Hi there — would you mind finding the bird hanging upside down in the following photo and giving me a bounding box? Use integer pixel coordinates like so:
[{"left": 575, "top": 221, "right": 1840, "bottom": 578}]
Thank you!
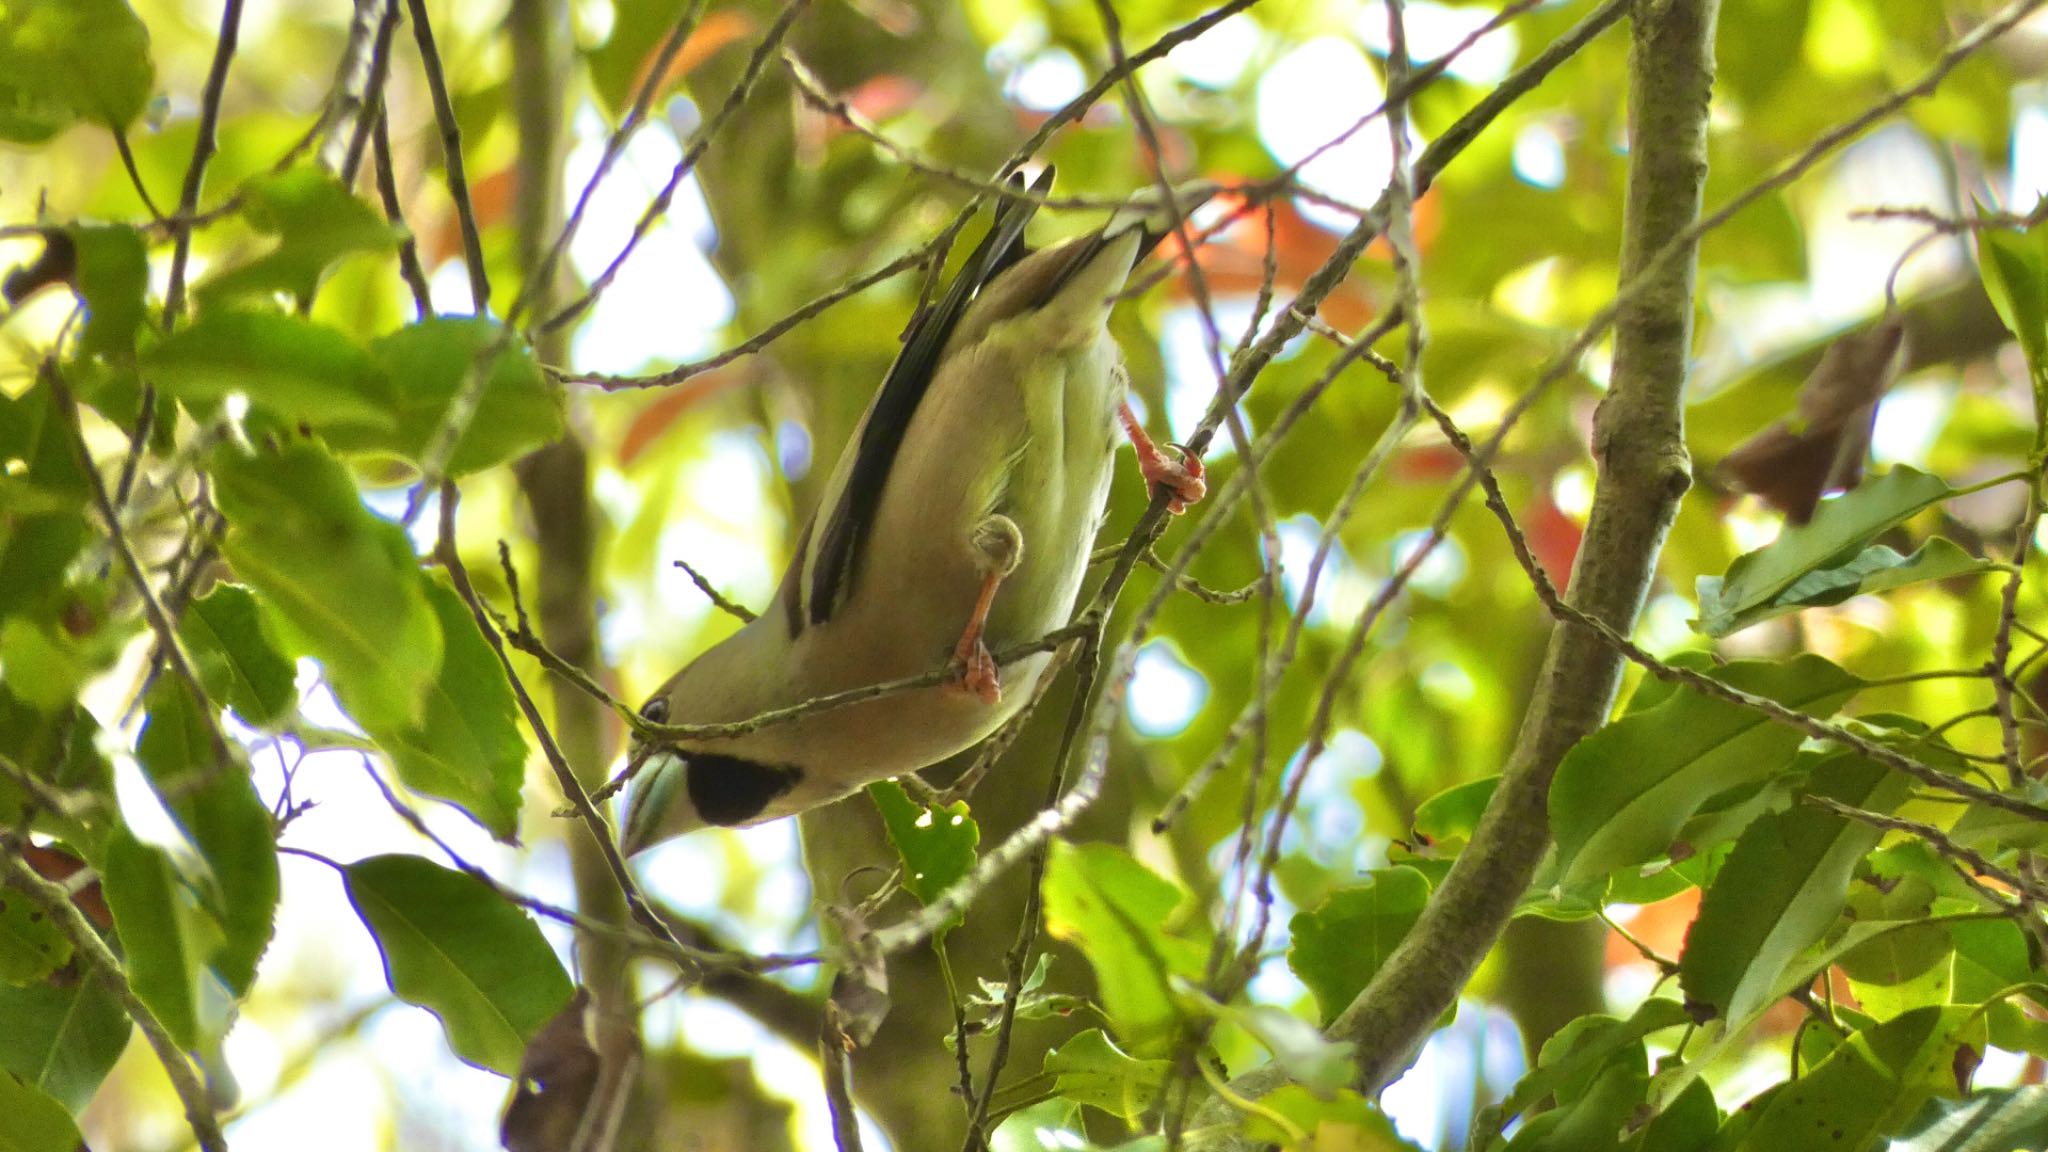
[{"left": 621, "top": 170, "right": 1208, "bottom": 853}]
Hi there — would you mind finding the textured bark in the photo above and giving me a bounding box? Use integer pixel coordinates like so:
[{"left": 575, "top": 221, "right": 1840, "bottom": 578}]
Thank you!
[{"left": 1193, "top": 0, "right": 1719, "bottom": 1138}]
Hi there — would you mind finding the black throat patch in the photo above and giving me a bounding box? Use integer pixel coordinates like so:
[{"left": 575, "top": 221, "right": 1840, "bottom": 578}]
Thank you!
[{"left": 684, "top": 753, "right": 803, "bottom": 827}]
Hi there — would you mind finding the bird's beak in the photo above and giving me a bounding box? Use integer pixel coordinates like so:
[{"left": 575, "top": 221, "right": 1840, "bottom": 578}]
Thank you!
[{"left": 619, "top": 744, "right": 678, "bottom": 858}]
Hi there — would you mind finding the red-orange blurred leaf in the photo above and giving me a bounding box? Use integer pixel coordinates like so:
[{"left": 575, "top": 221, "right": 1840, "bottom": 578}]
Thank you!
[
  {"left": 1395, "top": 443, "right": 1464, "bottom": 483},
  {"left": 1604, "top": 887, "right": 1697, "bottom": 969},
  {"left": 630, "top": 10, "right": 757, "bottom": 109},
  {"left": 21, "top": 843, "right": 110, "bottom": 930},
  {"left": 1524, "top": 491, "right": 1583, "bottom": 590},
  {"left": 618, "top": 368, "right": 741, "bottom": 465},
  {"left": 849, "top": 75, "right": 923, "bottom": 122},
  {"left": 423, "top": 166, "right": 518, "bottom": 269}
]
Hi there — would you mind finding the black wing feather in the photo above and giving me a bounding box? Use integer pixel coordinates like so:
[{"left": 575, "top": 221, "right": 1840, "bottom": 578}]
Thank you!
[{"left": 805, "top": 169, "right": 1052, "bottom": 625}]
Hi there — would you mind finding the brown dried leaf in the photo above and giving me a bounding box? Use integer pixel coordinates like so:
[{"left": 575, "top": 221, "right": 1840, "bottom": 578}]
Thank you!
[
  {"left": 1720, "top": 316, "right": 1907, "bottom": 524},
  {"left": 500, "top": 987, "right": 600, "bottom": 1152}
]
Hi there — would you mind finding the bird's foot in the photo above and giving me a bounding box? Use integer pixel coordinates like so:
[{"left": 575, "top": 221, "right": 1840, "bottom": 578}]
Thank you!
[
  {"left": 1140, "top": 443, "right": 1206, "bottom": 515},
  {"left": 949, "top": 639, "right": 1001, "bottom": 704}
]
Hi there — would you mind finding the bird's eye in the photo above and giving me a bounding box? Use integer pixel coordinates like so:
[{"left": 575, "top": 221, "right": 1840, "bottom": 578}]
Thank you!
[{"left": 640, "top": 697, "right": 668, "bottom": 724}]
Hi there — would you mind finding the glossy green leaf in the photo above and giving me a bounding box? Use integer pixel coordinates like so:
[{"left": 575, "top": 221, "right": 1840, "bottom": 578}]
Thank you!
[
  {"left": 72, "top": 224, "right": 149, "bottom": 360},
  {"left": 198, "top": 167, "right": 402, "bottom": 307},
  {"left": 1895, "top": 1086, "right": 2048, "bottom": 1151},
  {"left": 0, "top": 881, "right": 70, "bottom": 986},
  {"left": 870, "top": 779, "right": 978, "bottom": 927},
  {"left": 1484, "top": 999, "right": 1689, "bottom": 1149},
  {"left": 212, "top": 438, "right": 441, "bottom": 733},
  {"left": 0, "top": 977, "right": 131, "bottom": 1113},
  {"left": 1678, "top": 748, "right": 1910, "bottom": 1024},
  {"left": 326, "top": 317, "right": 564, "bottom": 475},
  {"left": 135, "top": 679, "right": 278, "bottom": 996},
  {"left": 1411, "top": 776, "right": 1497, "bottom": 850},
  {"left": 1623, "top": 1077, "right": 1717, "bottom": 1152},
  {"left": 1287, "top": 867, "right": 1430, "bottom": 1025},
  {"left": 179, "top": 584, "right": 297, "bottom": 727},
  {"left": 144, "top": 311, "right": 394, "bottom": 432},
  {"left": 1041, "top": 1028, "right": 1169, "bottom": 1122},
  {"left": 0, "top": 0, "right": 154, "bottom": 141},
  {"left": 1177, "top": 988, "right": 1356, "bottom": 1094},
  {"left": 1551, "top": 655, "right": 1863, "bottom": 885},
  {"left": 101, "top": 829, "right": 216, "bottom": 1048},
  {"left": 1041, "top": 841, "right": 1206, "bottom": 1055},
  {"left": 373, "top": 580, "right": 527, "bottom": 840},
  {"left": 344, "top": 854, "right": 573, "bottom": 1075},
  {"left": 1979, "top": 225, "right": 2048, "bottom": 372},
  {"left": 0, "top": 1069, "right": 82, "bottom": 1152},
  {"left": 1693, "top": 467, "right": 1959, "bottom": 637},
  {"left": 1733, "top": 1006, "right": 1982, "bottom": 1151},
  {"left": 1696, "top": 536, "right": 1994, "bottom": 638}
]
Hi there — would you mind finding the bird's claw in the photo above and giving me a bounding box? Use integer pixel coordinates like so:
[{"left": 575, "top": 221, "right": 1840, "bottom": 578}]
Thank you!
[
  {"left": 1143, "top": 444, "right": 1207, "bottom": 515},
  {"left": 949, "top": 640, "right": 1002, "bottom": 704}
]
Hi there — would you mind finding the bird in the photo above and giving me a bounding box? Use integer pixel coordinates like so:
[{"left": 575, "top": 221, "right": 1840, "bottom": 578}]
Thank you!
[{"left": 621, "top": 170, "right": 1208, "bottom": 853}]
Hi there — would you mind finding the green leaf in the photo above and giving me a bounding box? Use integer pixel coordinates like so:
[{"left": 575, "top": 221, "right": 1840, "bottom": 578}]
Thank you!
[
  {"left": 373, "top": 580, "right": 528, "bottom": 840},
  {"left": 179, "top": 584, "right": 297, "bottom": 727},
  {"left": 212, "top": 438, "right": 442, "bottom": 733},
  {"left": 72, "top": 224, "right": 149, "bottom": 361},
  {"left": 0, "top": 689, "right": 112, "bottom": 852},
  {"left": 324, "top": 317, "right": 564, "bottom": 475},
  {"left": 1411, "top": 776, "right": 1497, "bottom": 850},
  {"left": 1949, "top": 777, "right": 2048, "bottom": 855},
  {"left": 1678, "top": 747, "right": 1911, "bottom": 1024},
  {"left": 135, "top": 679, "right": 278, "bottom": 996},
  {"left": 1895, "top": 1086, "right": 2048, "bottom": 1151},
  {"left": 1623, "top": 1077, "right": 1717, "bottom": 1152},
  {"left": 1041, "top": 841, "right": 1206, "bottom": 1055},
  {"left": 1693, "top": 467, "right": 1959, "bottom": 637},
  {"left": 0, "top": 880, "right": 70, "bottom": 986},
  {"left": 197, "top": 167, "right": 402, "bottom": 307},
  {"left": 1979, "top": 225, "right": 2048, "bottom": 372},
  {"left": 1733, "top": 1006, "right": 1982, "bottom": 1151},
  {"left": 1488, "top": 999, "right": 1691, "bottom": 1142},
  {"left": 343, "top": 854, "right": 573, "bottom": 1075},
  {"left": 0, "top": 976, "right": 131, "bottom": 1113},
  {"left": 869, "top": 779, "right": 978, "bottom": 928},
  {"left": 1696, "top": 536, "right": 1994, "bottom": 638},
  {"left": 144, "top": 311, "right": 394, "bottom": 433},
  {"left": 1176, "top": 987, "right": 1357, "bottom": 1094},
  {"left": 1041, "top": 1029, "right": 1169, "bottom": 1122},
  {"left": 1287, "top": 867, "right": 1429, "bottom": 1025},
  {"left": 0, "top": 1069, "right": 82, "bottom": 1152},
  {"left": 1242, "top": 1085, "right": 1417, "bottom": 1151},
  {"left": 100, "top": 829, "right": 216, "bottom": 1049},
  {"left": 0, "top": 0, "right": 154, "bottom": 142},
  {"left": 0, "top": 618, "right": 90, "bottom": 712},
  {"left": 1550, "top": 655, "right": 1863, "bottom": 885}
]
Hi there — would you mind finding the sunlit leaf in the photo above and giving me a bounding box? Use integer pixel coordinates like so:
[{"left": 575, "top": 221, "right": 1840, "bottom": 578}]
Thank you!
[
  {"left": 1551, "top": 655, "right": 1863, "bottom": 885},
  {"left": 1733, "top": 1006, "right": 1982, "bottom": 1151},
  {"left": 134, "top": 679, "right": 277, "bottom": 996},
  {"left": 1242, "top": 1084, "right": 1417, "bottom": 1151},
  {"left": 198, "top": 167, "right": 402, "bottom": 307},
  {"left": 0, "top": 1068, "right": 82, "bottom": 1152},
  {"left": 1041, "top": 1028, "right": 1169, "bottom": 1123},
  {"left": 0, "top": 0, "right": 154, "bottom": 141},
  {"left": 870, "top": 779, "right": 977, "bottom": 931},
  {"left": 1042, "top": 841, "right": 1206, "bottom": 1055},
  {"left": 0, "top": 977, "right": 130, "bottom": 1114},
  {"left": 1693, "top": 466, "right": 1961, "bottom": 637},
  {"left": 71, "top": 225, "right": 150, "bottom": 361},
  {"left": 1697, "top": 536, "right": 1993, "bottom": 638},
  {"left": 178, "top": 584, "right": 297, "bottom": 728},
  {"left": 1678, "top": 746, "right": 1910, "bottom": 1023},
  {"left": 323, "top": 317, "right": 564, "bottom": 475},
  {"left": 374, "top": 581, "right": 528, "bottom": 840},
  {"left": 344, "top": 854, "right": 573, "bottom": 1076},
  {"left": 0, "top": 880, "right": 69, "bottom": 986},
  {"left": 1486, "top": 999, "right": 1690, "bottom": 1147},
  {"left": 100, "top": 829, "right": 217, "bottom": 1048},
  {"left": 211, "top": 437, "right": 442, "bottom": 732},
  {"left": 144, "top": 311, "right": 394, "bottom": 432},
  {"left": 1287, "top": 867, "right": 1430, "bottom": 1025},
  {"left": 1978, "top": 223, "right": 2048, "bottom": 372}
]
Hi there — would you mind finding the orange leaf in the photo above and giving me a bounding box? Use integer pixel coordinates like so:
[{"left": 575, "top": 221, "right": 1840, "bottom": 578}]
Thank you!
[
  {"left": 618, "top": 368, "right": 741, "bottom": 465},
  {"left": 630, "top": 9, "right": 757, "bottom": 107},
  {"left": 423, "top": 166, "right": 518, "bottom": 269}
]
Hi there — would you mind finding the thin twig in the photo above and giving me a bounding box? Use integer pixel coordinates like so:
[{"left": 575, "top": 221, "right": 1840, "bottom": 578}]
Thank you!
[{"left": 405, "top": 0, "right": 491, "bottom": 310}]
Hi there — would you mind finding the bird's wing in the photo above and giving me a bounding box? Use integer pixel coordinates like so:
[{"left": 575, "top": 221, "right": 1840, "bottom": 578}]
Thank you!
[{"left": 800, "top": 169, "right": 1053, "bottom": 627}]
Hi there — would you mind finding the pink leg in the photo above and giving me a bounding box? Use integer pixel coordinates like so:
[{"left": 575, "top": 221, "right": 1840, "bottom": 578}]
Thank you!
[
  {"left": 948, "top": 570, "right": 1004, "bottom": 704},
  {"left": 1118, "top": 401, "right": 1206, "bottom": 515}
]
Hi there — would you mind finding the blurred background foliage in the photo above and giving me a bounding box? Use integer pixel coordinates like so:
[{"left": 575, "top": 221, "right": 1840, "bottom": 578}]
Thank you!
[{"left": 5, "top": 0, "right": 2048, "bottom": 1148}]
